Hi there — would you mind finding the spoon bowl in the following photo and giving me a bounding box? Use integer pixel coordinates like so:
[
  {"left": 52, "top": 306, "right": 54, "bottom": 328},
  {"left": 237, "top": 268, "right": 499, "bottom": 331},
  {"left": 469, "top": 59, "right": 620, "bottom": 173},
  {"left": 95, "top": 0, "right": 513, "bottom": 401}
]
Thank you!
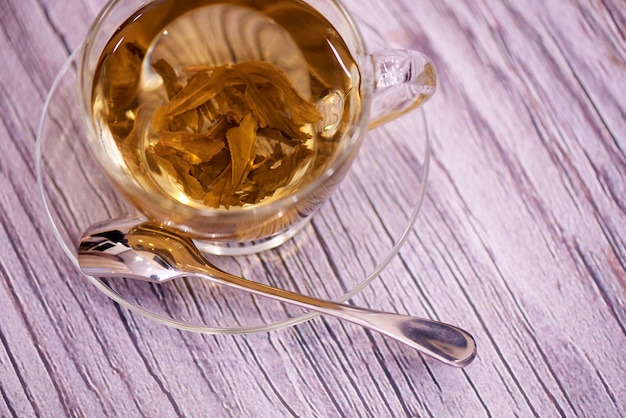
[{"left": 78, "top": 217, "right": 477, "bottom": 367}]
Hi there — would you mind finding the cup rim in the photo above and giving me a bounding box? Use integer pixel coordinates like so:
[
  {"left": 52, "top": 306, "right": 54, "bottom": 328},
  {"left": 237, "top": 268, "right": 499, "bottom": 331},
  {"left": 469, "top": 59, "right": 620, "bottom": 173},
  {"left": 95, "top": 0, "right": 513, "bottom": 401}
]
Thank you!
[{"left": 76, "top": 0, "right": 375, "bottom": 230}]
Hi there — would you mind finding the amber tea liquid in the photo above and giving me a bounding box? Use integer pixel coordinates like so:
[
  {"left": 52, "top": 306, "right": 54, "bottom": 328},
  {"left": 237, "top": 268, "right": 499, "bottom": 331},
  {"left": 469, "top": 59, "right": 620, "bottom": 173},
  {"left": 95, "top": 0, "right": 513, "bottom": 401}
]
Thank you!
[{"left": 91, "top": 0, "right": 361, "bottom": 212}]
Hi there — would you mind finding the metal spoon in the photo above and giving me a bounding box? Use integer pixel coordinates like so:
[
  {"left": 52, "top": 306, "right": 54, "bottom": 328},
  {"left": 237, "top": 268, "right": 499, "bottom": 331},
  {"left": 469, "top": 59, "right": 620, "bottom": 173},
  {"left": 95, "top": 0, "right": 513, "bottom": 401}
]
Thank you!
[{"left": 78, "top": 217, "right": 476, "bottom": 367}]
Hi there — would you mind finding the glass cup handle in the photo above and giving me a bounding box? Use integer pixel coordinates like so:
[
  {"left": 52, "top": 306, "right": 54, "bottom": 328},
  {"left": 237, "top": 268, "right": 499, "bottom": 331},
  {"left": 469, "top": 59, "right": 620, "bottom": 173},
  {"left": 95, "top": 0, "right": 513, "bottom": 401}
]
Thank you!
[{"left": 368, "top": 49, "right": 437, "bottom": 129}]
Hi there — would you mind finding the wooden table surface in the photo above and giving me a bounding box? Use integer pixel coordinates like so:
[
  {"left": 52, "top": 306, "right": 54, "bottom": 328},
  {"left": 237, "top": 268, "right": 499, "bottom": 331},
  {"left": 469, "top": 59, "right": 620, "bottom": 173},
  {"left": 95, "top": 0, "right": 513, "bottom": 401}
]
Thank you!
[{"left": 2, "top": 0, "right": 625, "bottom": 416}]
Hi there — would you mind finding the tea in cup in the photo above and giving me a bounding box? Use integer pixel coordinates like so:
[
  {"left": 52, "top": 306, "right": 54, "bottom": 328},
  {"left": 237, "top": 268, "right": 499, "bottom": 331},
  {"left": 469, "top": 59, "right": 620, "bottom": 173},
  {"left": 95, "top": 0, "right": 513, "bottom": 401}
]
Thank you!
[{"left": 78, "top": 0, "right": 436, "bottom": 254}]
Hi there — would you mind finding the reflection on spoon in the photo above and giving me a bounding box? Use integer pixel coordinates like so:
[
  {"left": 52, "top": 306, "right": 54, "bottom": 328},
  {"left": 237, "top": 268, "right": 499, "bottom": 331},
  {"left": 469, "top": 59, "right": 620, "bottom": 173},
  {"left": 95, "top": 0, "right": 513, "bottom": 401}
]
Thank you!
[{"left": 77, "top": 217, "right": 477, "bottom": 367}]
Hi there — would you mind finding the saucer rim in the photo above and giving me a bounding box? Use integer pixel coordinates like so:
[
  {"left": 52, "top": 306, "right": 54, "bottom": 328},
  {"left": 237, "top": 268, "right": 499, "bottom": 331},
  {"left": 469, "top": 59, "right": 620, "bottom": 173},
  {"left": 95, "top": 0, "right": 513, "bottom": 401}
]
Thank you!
[{"left": 35, "top": 44, "right": 431, "bottom": 334}]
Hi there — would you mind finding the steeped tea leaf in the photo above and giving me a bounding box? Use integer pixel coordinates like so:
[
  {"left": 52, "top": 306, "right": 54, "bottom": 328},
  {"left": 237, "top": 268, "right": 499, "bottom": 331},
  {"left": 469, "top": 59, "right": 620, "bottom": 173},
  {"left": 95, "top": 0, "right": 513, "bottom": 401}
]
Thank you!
[
  {"left": 148, "top": 59, "right": 323, "bottom": 207},
  {"left": 156, "top": 131, "right": 225, "bottom": 163},
  {"left": 226, "top": 113, "right": 257, "bottom": 189},
  {"left": 151, "top": 59, "right": 182, "bottom": 99},
  {"left": 233, "top": 61, "right": 322, "bottom": 124},
  {"left": 243, "top": 77, "right": 310, "bottom": 141},
  {"left": 147, "top": 145, "right": 206, "bottom": 200},
  {"left": 167, "top": 67, "right": 243, "bottom": 116}
]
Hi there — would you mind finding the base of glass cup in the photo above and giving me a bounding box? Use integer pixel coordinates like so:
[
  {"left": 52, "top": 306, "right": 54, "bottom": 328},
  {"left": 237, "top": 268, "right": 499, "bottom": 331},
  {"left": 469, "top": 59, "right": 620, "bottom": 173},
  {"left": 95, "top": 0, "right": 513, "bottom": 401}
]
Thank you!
[{"left": 194, "top": 213, "right": 314, "bottom": 256}]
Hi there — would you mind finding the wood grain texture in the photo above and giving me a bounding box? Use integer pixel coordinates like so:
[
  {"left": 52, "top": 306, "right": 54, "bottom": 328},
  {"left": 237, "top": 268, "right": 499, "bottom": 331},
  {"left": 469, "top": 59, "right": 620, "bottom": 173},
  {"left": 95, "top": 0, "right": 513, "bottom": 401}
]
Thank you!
[{"left": 1, "top": 0, "right": 625, "bottom": 416}]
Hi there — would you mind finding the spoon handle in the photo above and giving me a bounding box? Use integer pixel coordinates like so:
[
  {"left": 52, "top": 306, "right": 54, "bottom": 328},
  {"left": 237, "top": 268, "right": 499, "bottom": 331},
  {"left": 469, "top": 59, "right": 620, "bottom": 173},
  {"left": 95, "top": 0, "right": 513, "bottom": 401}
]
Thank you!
[{"left": 194, "top": 265, "right": 476, "bottom": 367}]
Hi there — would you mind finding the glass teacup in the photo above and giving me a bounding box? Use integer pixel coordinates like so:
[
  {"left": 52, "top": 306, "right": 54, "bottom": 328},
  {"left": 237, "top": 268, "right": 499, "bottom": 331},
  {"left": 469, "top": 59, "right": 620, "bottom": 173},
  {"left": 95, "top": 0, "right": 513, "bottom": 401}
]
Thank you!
[{"left": 77, "top": 0, "right": 436, "bottom": 255}]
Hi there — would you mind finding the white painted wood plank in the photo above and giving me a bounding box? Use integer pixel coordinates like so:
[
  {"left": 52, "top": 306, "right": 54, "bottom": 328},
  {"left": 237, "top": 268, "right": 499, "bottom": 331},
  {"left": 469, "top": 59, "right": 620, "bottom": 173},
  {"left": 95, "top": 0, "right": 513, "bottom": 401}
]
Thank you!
[{"left": 0, "top": 0, "right": 624, "bottom": 416}]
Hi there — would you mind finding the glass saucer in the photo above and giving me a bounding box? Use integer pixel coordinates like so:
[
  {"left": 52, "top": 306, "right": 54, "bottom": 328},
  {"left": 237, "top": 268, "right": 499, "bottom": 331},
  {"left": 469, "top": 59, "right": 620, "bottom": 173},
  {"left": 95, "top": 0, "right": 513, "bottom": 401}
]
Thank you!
[{"left": 36, "top": 47, "right": 430, "bottom": 334}]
